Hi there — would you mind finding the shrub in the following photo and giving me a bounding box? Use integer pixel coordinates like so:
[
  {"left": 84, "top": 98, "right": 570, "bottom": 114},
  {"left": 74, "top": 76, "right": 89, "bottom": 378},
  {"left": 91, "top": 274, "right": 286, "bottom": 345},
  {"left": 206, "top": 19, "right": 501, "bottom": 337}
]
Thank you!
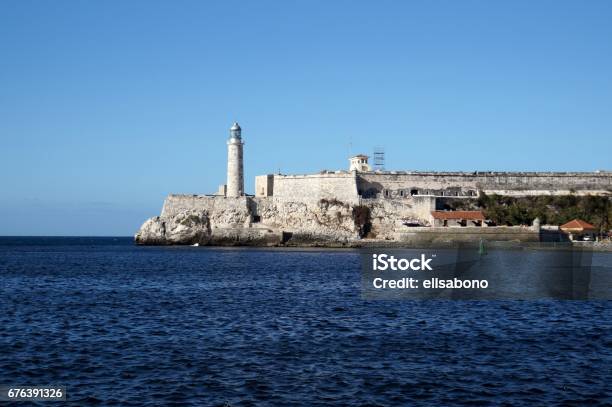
[{"left": 477, "top": 194, "right": 611, "bottom": 231}]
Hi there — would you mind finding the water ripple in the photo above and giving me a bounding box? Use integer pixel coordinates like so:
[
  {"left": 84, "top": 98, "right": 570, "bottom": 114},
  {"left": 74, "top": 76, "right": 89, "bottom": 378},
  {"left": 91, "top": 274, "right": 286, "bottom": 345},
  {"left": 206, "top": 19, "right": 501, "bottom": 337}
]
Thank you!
[{"left": 0, "top": 238, "right": 610, "bottom": 406}]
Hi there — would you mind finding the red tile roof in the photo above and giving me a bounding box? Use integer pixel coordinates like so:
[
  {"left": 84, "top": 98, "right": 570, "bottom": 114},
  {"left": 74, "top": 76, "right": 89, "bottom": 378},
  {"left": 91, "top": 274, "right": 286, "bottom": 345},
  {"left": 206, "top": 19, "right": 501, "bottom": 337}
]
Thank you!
[
  {"left": 560, "top": 219, "right": 596, "bottom": 231},
  {"left": 431, "top": 210, "right": 485, "bottom": 221}
]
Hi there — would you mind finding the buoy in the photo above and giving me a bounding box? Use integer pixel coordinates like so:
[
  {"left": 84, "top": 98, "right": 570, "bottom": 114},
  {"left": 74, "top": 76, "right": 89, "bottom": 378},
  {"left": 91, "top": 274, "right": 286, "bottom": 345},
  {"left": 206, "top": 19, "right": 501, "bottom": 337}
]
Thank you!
[{"left": 478, "top": 238, "right": 487, "bottom": 256}]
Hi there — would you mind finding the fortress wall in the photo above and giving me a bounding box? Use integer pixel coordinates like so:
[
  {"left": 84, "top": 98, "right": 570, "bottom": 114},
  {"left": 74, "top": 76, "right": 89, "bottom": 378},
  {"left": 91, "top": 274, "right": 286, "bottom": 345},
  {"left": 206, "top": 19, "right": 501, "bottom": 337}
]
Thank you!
[
  {"left": 357, "top": 172, "right": 612, "bottom": 197},
  {"left": 360, "top": 195, "right": 436, "bottom": 238},
  {"left": 272, "top": 173, "right": 359, "bottom": 203},
  {"left": 161, "top": 194, "right": 251, "bottom": 226},
  {"left": 476, "top": 172, "right": 611, "bottom": 194},
  {"left": 358, "top": 173, "right": 478, "bottom": 198},
  {"left": 162, "top": 194, "right": 214, "bottom": 217},
  {"left": 395, "top": 226, "right": 540, "bottom": 244}
]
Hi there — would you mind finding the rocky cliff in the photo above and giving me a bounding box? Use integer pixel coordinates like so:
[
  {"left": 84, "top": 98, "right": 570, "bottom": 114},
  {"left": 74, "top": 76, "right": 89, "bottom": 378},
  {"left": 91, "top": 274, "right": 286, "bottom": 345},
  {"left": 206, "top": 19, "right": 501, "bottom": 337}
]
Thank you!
[
  {"left": 135, "top": 210, "right": 212, "bottom": 245},
  {"left": 135, "top": 195, "right": 375, "bottom": 246},
  {"left": 134, "top": 194, "right": 546, "bottom": 246}
]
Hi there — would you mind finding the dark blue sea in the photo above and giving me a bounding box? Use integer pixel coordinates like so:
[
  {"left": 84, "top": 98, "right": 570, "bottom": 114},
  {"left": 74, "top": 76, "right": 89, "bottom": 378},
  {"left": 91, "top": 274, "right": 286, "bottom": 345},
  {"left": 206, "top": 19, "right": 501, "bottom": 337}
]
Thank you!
[{"left": 0, "top": 237, "right": 610, "bottom": 406}]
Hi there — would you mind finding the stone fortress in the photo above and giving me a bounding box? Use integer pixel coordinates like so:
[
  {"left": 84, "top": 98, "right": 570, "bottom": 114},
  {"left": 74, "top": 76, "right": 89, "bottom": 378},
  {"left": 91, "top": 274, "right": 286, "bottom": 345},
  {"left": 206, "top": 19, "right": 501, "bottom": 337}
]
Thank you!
[{"left": 135, "top": 123, "right": 612, "bottom": 246}]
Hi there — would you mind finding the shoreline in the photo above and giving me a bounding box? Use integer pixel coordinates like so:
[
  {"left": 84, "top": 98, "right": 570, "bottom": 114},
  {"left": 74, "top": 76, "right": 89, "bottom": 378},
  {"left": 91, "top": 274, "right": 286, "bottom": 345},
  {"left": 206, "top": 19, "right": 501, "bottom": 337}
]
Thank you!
[{"left": 135, "top": 238, "right": 612, "bottom": 252}]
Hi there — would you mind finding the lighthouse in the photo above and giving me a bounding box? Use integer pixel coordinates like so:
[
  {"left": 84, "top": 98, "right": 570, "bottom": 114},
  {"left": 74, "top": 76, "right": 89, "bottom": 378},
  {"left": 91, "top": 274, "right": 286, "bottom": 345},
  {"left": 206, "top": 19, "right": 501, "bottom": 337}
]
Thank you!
[{"left": 226, "top": 122, "right": 244, "bottom": 197}]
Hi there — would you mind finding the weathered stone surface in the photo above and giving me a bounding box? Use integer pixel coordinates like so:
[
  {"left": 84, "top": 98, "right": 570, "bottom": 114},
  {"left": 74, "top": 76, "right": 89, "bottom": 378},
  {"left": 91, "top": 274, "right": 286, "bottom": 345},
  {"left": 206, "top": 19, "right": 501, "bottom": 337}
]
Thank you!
[
  {"left": 135, "top": 195, "right": 370, "bottom": 246},
  {"left": 135, "top": 210, "right": 211, "bottom": 245},
  {"left": 208, "top": 227, "right": 282, "bottom": 246},
  {"left": 271, "top": 173, "right": 359, "bottom": 203},
  {"left": 135, "top": 191, "right": 585, "bottom": 246},
  {"left": 394, "top": 226, "right": 540, "bottom": 244},
  {"left": 362, "top": 197, "right": 435, "bottom": 238},
  {"left": 253, "top": 198, "right": 358, "bottom": 241},
  {"left": 357, "top": 171, "right": 612, "bottom": 199},
  {"left": 259, "top": 171, "right": 612, "bottom": 201}
]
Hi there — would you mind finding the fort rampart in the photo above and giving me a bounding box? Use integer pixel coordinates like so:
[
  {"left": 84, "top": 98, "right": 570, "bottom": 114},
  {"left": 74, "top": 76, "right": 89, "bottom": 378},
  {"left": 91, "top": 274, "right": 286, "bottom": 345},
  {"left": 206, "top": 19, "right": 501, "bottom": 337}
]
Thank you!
[
  {"left": 267, "top": 172, "right": 360, "bottom": 203},
  {"left": 255, "top": 171, "right": 611, "bottom": 201},
  {"left": 357, "top": 171, "right": 611, "bottom": 198}
]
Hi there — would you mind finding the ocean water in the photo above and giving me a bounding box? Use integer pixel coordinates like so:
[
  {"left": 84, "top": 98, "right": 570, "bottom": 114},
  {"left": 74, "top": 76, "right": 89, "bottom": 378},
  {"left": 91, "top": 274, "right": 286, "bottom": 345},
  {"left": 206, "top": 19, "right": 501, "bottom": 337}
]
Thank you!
[{"left": 0, "top": 237, "right": 610, "bottom": 406}]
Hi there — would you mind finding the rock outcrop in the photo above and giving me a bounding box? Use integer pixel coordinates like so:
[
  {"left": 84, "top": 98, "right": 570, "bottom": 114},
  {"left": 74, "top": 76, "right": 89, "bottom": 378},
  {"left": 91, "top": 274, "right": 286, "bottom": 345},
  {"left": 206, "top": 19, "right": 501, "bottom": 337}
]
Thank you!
[
  {"left": 134, "top": 193, "right": 547, "bottom": 246},
  {"left": 134, "top": 195, "right": 375, "bottom": 246},
  {"left": 254, "top": 198, "right": 359, "bottom": 243},
  {"left": 135, "top": 209, "right": 211, "bottom": 245}
]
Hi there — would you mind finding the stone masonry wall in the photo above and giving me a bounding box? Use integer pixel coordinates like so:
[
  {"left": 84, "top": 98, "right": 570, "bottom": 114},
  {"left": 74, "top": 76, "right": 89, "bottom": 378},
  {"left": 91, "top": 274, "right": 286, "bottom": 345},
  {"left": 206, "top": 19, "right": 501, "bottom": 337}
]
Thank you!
[
  {"left": 360, "top": 195, "right": 436, "bottom": 238},
  {"left": 395, "top": 226, "right": 540, "bottom": 244},
  {"left": 272, "top": 172, "right": 360, "bottom": 203},
  {"left": 357, "top": 171, "right": 611, "bottom": 198},
  {"left": 162, "top": 195, "right": 251, "bottom": 227}
]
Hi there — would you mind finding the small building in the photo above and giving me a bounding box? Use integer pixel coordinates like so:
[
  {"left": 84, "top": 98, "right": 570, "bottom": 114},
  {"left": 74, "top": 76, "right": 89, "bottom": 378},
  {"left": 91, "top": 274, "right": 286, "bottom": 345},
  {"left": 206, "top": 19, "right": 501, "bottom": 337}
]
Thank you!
[
  {"left": 560, "top": 219, "right": 597, "bottom": 241},
  {"left": 349, "top": 154, "right": 371, "bottom": 172},
  {"left": 431, "top": 210, "right": 486, "bottom": 227}
]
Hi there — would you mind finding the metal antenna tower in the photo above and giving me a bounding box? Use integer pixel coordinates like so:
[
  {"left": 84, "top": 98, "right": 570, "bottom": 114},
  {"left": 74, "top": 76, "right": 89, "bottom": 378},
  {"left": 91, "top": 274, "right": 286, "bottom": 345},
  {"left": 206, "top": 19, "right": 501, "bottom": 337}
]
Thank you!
[{"left": 373, "top": 146, "right": 385, "bottom": 171}]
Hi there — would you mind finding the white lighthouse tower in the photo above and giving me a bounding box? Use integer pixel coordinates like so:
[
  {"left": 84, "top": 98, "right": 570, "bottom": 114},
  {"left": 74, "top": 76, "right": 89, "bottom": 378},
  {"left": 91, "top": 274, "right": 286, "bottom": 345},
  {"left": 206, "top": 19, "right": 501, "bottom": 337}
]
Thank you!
[{"left": 226, "top": 122, "right": 244, "bottom": 197}]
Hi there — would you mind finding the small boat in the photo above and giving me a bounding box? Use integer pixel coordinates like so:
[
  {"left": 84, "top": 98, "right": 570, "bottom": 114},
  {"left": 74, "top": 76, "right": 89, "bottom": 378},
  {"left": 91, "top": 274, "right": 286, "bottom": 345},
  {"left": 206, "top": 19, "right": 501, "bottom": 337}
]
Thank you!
[{"left": 191, "top": 243, "right": 200, "bottom": 247}]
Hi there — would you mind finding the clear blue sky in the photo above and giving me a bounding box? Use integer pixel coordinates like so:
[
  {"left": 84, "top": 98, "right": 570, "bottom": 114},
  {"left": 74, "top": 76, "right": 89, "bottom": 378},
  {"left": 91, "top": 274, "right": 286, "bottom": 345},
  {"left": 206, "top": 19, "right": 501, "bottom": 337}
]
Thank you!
[{"left": 1, "top": 0, "right": 611, "bottom": 236}]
